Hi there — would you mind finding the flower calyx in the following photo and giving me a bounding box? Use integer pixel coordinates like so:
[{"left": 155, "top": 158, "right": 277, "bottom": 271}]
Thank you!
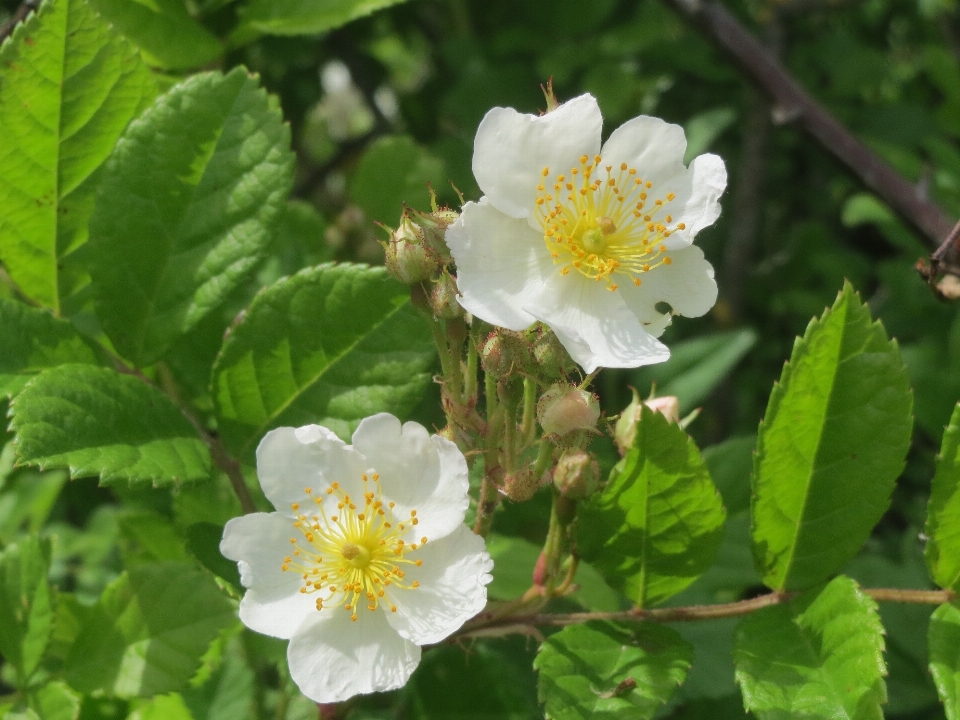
[
  {"left": 552, "top": 450, "right": 601, "bottom": 500},
  {"left": 537, "top": 384, "right": 600, "bottom": 439},
  {"left": 382, "top": 214, "right": 440, "bottom": 285}
]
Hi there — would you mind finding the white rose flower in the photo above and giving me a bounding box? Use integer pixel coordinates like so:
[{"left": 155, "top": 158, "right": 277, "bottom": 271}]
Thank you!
[
  {"left": 220, "top": 413, "right": 492, "bottom": 703},
  {"left": 445, "top": 94, "right": 726, "bottom": 373}
]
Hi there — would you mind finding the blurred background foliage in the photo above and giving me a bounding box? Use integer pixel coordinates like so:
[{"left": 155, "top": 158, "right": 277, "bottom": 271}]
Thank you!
[{"left": 1, "top": 0, "right": 959, "bottom": 717}]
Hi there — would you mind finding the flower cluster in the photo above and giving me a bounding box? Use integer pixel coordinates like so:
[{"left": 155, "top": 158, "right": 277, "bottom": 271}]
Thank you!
[
  {"left": 446, "top": 93, "right": 726, "bottom": 373},
  {"left": 221, "top": 414, "right": 492, "bottom": 703}
]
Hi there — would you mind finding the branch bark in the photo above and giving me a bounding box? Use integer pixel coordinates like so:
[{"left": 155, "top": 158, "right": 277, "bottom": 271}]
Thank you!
[
  {"left": 663, "top": 0, "right": 956, "bottom": 247},
  {"left": 0, "top": 0, "right": 39, "bottom": 44}
]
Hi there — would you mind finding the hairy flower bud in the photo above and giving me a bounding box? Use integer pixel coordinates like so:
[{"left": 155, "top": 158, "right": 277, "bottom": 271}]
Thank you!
[
  {"left": 532, "top": 326, "right": 576, "bottom": 381},
  {"left": 615, "top": 389, "right": 681, "bottom": 455},
  {"left": 383, "top": 216, "right": 439, "bottom": 284},
  {"left": 479, "top": 329, "right": 534, "bottom": 378},
  {"left": 552, "top": 451, "right": 600, "bottom": 500},
  {"left": 430, "top": 272, "right": 463, "bottom": 320},
  {"left": 503, "top": 467, "right": 541, "bottom": 502},
  {"left": 537, "top": 385, "right": 600, "bottom": 437}
]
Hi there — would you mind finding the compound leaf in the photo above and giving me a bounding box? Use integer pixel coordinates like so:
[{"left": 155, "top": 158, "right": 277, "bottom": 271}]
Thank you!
[
  {"left": 577, "top": 406, "right": 726, "bottom": 608},
  {"left": 87, "top": 67, "right": 294, "bottom": 367},
  {"left": 752, "top": 282, "right": 912, "bottom": 591},
  {"left": 733, "top": 575, "right": 887, "bottom": 720},
  {"left": 212, "top": 263, "right": 435, "bottom": 459},
  {"left": 534, "top": 621, "right": 693, "bottom": 720},
  {"left": 0, "top": 0, "right": 155, "bottom": 311},
  {"left": 10, "top": 364, "right": 211, "bottom": 486}
]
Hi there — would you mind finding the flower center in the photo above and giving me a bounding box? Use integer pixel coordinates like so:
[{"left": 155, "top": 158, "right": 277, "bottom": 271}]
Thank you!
[
  {"left": 534, "top": 155, "right": 684, "bottom": 291},
  {"left": 281, "top": 473, "right": 426, "bottom": 622}
]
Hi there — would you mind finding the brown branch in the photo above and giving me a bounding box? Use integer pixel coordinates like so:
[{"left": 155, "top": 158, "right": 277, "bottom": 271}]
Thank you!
[
  {"left": 662, "top": 0, "right": 956, "bottom": 247},
  {"left": 453, "top": 587, "right": 956, "bottom": 639},
  {"left": 0, "top": 0, "right": 39, "bottom": 44}
]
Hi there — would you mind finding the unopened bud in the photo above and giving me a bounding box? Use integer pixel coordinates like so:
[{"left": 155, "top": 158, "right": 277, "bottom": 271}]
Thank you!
[
  {"left": 537, "top": 385, "right": 600, "bottom": 437},
  {"left": 383, "top": 217, "right": 439, "bottom": 284},
  {"left": 615, "top": 390, "right": 681, "bottom": 455},
  {"left": 552, "top": 451, "right": 600, "bottom": 500},
  {"left": 480, "top": 330, "right": 534, "bottom": 378},
  {"left": 430, "top": 272, "right": 463, "bottom": 320},
  {"left": 503, "top": 467, "right": 541, "bottom": 502},
  {"left": 532, "top": 326, "right": 576, "bottom": 381}
]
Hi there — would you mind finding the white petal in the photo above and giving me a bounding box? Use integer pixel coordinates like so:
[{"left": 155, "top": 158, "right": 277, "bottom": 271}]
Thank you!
[
  {"left": 446, "top": 199, "right": 554, "bottom": 331},
  {"left": 386, "top": 524, "right": 492, "bottom": 645},
  {"left": 287, "top": 607, "right": 421, "bottom": 703},
  {"left": 600, "top": 114, "right": 687, "bottom": 182},
  {"left": 524, "top": 274, "right": 669, "bottom": 373},
  {"left": 621, "top": 244, "right": 718, "bottom": 319},
  {"left": 671, "top": 153, "right": 727, "bottom": 239},
  {"left": 220, "top": 513, "right": 314, "bottom": 639},
  {"left": 256, "top": 426, "right": 368, "bottom": 516},
  {"left": 473, "top": 94, "right": 602, "bottom": 220},
  {"left": 351, "top": 414, "right": 469, "bottom": 542}
]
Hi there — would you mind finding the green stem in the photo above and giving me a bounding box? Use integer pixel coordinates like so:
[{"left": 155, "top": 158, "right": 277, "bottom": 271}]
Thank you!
[
  {"left": 532, "top": 438, "right": 555, "bottom": 479},
  {"left": 520, "top": 377, "right": 537, "bottom": 447},
  {"left": 465, "top": 331, "right": 478, "bottom": 401}
]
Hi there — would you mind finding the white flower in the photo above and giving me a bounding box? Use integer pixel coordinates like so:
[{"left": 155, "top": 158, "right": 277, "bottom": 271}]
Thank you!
[
  {"left": 445, "top": 94, "right": 726, "bottom": 373},
  {"left": 220, "top": 414, "right": 492, "bottom": 703}
]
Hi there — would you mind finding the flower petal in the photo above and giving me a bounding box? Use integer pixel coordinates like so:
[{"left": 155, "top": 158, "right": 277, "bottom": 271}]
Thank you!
[
  {"left": 600, "top": 114, "right": 687, "bottom": 182},
  {"left": 523, "top": 274, "right": 669, "bottom": 373},
  {"left": 446, "top": 199, "right": 554, "bottom": 331},
  {"left": 621, "top": 244, "right": 717, "bottom": 319},
  {"left": 669, "top": 153, "right": 727, "bottom": 241},
  {"left": 473, "top": 94, "right": 602, "bottom": 220},
  {"left": 386, "top": 524, "right": 492, "bottom": 645},
  {"left": 350, "top": 414, "right": 469, "bottom": 542},
  {"left": 220, "top": 512, "right": 314, "bottom": 639},
  {"left": 287, "top": 607, "right": 421, "bottom": 703},
  {"left": 256, "top": 425, "right": 368, "bottom": 516}
]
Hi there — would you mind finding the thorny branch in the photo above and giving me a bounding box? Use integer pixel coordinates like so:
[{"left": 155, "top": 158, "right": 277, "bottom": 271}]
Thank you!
[
  {"left": 661, "top": 0, "right": 956, "bottom": 250},
  {"left": 450, "top": 587, "right": 956, "bottom": 640}
]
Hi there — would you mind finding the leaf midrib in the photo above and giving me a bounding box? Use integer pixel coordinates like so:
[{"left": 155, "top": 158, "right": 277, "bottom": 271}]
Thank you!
[
  {"left": 237, "top": 292, "right": 416, "bottom": 455},
  {"left": 774, "top": 300, "right": 851, "bottom": 591}
]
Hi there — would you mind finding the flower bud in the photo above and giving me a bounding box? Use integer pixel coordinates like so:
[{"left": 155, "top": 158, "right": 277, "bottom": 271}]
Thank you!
[
  {"left": 383, "top": 216, "right": 439, "bottom": 284},
  {"left": 480, "top": 329, "right": 534, "bottom": 378},
  {"left": 615, "top": 389, "right": 681, "bottom": 455},
  {"left": 503, "top": 467, "right": 541, "bottom": 502},
  {"left": 552, "top": 451, "right": 600, "bottom": 500},
  {"left": 537, "top": 385, "right": 600, "bottom": 437},
  {"left": 532, "top": 326, "right": 576, "bottom": 381},
  {"left": 430, "top": 272, "right": 463, "bottom": 320}
]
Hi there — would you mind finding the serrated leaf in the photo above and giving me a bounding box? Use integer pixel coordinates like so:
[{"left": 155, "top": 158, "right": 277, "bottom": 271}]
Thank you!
[
  {"left": 0, "top": 0, "right": 156, "bottom": 311},
  {"left": 349, "top": 135, "right": 446, "bottom": 226},
  {"left": 10, "top": 364, "right": 211, "bottom": 486},
  {"left": 733, "top": 575, "right": 887, "bottom": 720},
  {"left": 752, "top": 282, "right": 913, "bottom": 591},
  {"left": 87, "top": 67, "right": 295, "bottom": 367},
  {"left": 926, "top": 403, "right": 960, "bottom": 592},
  {"left": 577, "top": 406, "right": 726, "bottom": 608},
  {"left": 182, "top": 638, "right": 255, "bottom": 720},
  {"left": 186, "top": 522, "right": 241, "bottom": 589},
  {"left": 0, "top": 536, "right": 53, "bottom": 685},
  {"left": 87, "top": 0, "right": 222, "bottom": 70},
  {"left": 930, "top": 602, "right": 960, "bottom": 720},
  {"left": 0, "top": 299, "right": 97, "bottom": 397},
  {"left": 239, "top": 0, "right": 410, "bottom": 36},
  {"left": 212, "top": 263, "right": 435, "bottom": 459},
  {"left": 28, "top": 681, "right": 80, "bottom": 720},
  {"left": 63, "top": 562, "right": 236, "bottom": 698},
  {"left": 534, "top": 621, "right": 693, "bottom": 720}
]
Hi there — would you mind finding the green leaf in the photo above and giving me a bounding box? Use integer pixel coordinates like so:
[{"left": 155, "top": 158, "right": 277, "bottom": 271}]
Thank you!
[
  {"left": 28, "top": 681, "right": 80, "bottom": 720},
  {"left": 87, "top": 67, "right": 295, "bottom": 367},
  {"left": 185, "top": 522, "right": 242, "bottom": 589},
  {"left": 87, "top": 0, "right": 223, "bottom": 70},
  {"left": 212, "top": 263, "right": 435, "bottom": 458},
  {"left": 126, "top": 693, "right": 192, "bottom": 720},
  {"left": 577, "top": 406, "right": 726, "bottom": 608},
  {"left": 0, "top": 536, "right": 53, "bottom": 685},
  {"left": 63, "top": 562, "right": 237, "bottom": 698},
  {"left": 10, "top": 364, "right": 211, "bottom": 486},
  {"left": 930, "top": 602, "right": 960, "bottom": 720},
  {"left": 0, "top": 299, "right": 97, "bottom": 397},
  {"left": 239, "top": 0, "right": 411, "bottom": 36},
  {"left": 683, "top": 107, "right": 736, "bottom": 164},
  {"left": 534, "top": 621, "right": 693, "bottom": 720},
  {"left": 181, "top": 638, "right": 255, "bottom": 720},
  {"left": 632, "top": 329, "right": 756, "bottom": 414},
  {"left": 0, "top": 0, "right": 156, "bottom": 311},
  {"left": 733, "top": 575, "right": 887, "bottom": 720},
  {"left": 926, "top": 403, "right": 960, "bottom": 592},
  {"left": 752, "top": 283, "right": 913, "bottom": 591},
  {"left": 349, "top": 135, "right": 446, "bottom": 226},
  {"left": 702, "top": 435, "right": 755, "bottom": 516}
]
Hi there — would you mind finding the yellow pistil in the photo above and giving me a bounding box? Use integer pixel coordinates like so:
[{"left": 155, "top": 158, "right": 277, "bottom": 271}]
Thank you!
[
  {"left": 281, "top": 476, "right": 424, "bottom": 622},
  {"left": 535, "top": 157, "right": 684, "bottom": 289}
]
